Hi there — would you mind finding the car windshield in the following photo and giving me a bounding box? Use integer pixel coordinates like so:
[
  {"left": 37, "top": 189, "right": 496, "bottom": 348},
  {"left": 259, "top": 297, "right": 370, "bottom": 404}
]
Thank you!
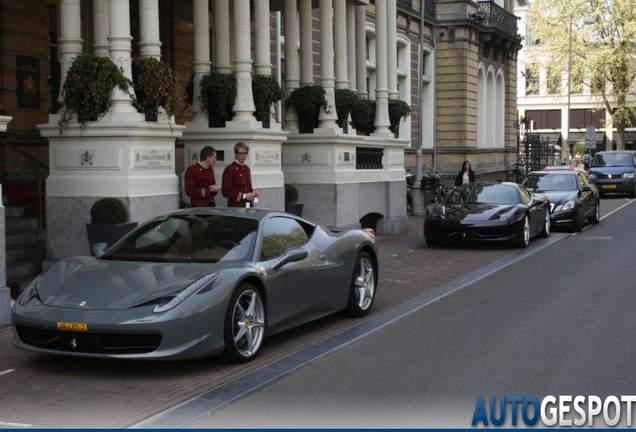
[
  {"left": 522, "top": 174, "right": 577, "bottom": 192},
  {"left": 102, "top": 214, "right": 259, "bottom": 263},
  {"left": 446, "top": 184, "right": 520, "bottom": 205},
  {"left": 591, "top": 153, "right": 634, "bottom": 167}
]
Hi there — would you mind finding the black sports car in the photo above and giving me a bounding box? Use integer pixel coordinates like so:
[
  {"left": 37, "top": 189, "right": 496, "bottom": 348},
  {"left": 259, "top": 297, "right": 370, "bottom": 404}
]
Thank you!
[
  {"left": 521, "top": 168, "right": 600, "bottom": 232},
  {"left": 424, "top": 182, "right": 551, "bottom": 248}
]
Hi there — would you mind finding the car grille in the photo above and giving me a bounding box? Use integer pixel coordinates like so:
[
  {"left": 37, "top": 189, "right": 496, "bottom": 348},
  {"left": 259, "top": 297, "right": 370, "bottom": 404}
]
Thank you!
[
  {"left": 596, "top": 174, "right": 622, "bottom": 179},
  {"left": 15, "top": 324, "right": 162, "bottom": 354}
]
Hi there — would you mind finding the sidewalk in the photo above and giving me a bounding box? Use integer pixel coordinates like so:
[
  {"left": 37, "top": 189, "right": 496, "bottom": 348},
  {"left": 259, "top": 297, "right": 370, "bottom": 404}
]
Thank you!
[{"left": 0, "top": 214, "right": 521, "bottom": 428}]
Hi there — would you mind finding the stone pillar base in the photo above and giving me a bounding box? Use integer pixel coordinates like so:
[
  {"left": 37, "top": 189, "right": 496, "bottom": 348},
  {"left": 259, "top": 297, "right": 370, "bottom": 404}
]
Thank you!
[{"left": 0, "top": 286, "right": 11, "bottom": 328}]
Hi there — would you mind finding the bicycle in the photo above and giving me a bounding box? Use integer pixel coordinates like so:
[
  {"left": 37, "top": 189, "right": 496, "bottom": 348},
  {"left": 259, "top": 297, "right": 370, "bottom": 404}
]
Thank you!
[
  {"left": 422, "top": 165, "right": 450, "bottom": 203},
  {"left": 505, "top": 162, "right": 525, "bottom": 184}
]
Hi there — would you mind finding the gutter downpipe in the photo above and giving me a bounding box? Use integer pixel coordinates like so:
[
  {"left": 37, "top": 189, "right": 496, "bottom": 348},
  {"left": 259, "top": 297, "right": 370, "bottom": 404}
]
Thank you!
[{"left": 412, "top": 0, "right": 426, "bottom": 216}]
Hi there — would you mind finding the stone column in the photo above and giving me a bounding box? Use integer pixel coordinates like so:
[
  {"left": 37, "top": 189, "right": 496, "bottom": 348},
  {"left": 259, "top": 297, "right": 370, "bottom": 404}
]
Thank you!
[
  {"left": 59, "top": 0, "right": 83, "bottom": 105},
  {"left": 93, "top": 0, "right": 109, "bottom": 57},
  {"left": 231, "top": 0, "right": 257, "bottom": 122},
  {"left": 192, "top": 0, "right": 211, "bottom": 121},
  {"left": 387, "top": 0, "right": 398, "bottom": 100},
  {"left": 254, "top": 0, "right": 271, "bottom": 75},
  {"left": 284, "top": 0, "right": 300, "bottom": 130},
  {"left": 139, "top": 0, "right": 162, "bottom": 60},
  {"left": 334, "top": 0, "right": 348, "bottom": 90},
  {"left": 299, "top": 0, "right": 313, "bottom": 86},
  {"left": 318, "top": 0, "right": 339, "bottom": 130},
  {"left": 107, "top": 0, "right": 140, "bottom": 118},
  {"left": 214, "top": 0, "right": 232, "bottom": 73},
  {"left": 346, "top": 0, "right": 356, "bottom": 91},
  {"left": 355, "top": 4, "right": 367, "bottom": 99},
  {"left": 372, "top": 0, "right": 391, "bottom": 136}
]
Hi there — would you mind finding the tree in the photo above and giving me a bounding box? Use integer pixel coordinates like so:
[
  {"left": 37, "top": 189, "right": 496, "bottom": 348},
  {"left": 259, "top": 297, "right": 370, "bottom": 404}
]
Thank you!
[{"left": 526, "top": 0, "right": 636, "bottom": 150}]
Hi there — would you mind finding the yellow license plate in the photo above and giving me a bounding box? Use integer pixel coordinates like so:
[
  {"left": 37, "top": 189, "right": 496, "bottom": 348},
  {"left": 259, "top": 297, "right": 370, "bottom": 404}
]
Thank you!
[
  {"left": 57, "top": 322, "right": 88, "bottom": 332},
  {"left": 603, "top": 184, "right": 617, "bottom": 189}
]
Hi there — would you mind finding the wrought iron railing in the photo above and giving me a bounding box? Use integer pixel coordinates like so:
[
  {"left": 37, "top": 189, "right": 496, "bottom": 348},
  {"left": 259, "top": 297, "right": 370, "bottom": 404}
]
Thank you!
[
  {"left": 0, "top": 139, "right": 49, "bottom": 229},
  {"left": 356, "top": 147, "right": 384, "bottom": 170},
  {"left": 476, "top": 0, "right": 518, "bottom": 37},
  {"left": 397, "top": 0, "right": 413, "bottom": 8},
  {"left": 424, "top": 0, "right": 436, "bottom": 18}
]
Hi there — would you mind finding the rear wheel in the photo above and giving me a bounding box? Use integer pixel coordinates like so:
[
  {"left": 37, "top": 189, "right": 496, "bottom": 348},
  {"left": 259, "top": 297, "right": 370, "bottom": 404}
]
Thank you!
[
  {"left": 539, "top": 209, "right": 550, "bottom": 238},
  {"left": 345, "top": 252, "right": 377, "bottom": 317},
  {"left": 516, "top": 215, "right": 530, "bottom": 248},
  {"left": 588, "top": 200, "right": 600, "bottom": 224},
  {"left": 222, "top": 283, "right": 266, "bottom": 363}
]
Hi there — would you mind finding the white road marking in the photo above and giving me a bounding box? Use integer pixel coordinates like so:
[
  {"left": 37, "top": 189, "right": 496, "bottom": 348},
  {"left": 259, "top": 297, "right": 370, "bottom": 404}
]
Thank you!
[
  {"left": 0, "top": 421, "right": 33, "bottom": 427},
  {"left": 0, "top": 369, "right": 14, "bottom": 376}
]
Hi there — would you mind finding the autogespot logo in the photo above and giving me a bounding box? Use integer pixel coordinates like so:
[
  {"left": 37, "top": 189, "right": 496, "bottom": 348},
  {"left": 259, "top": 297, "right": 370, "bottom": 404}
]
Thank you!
[{"left": 471, "top": 395, "right": 636, "bottom": 427}]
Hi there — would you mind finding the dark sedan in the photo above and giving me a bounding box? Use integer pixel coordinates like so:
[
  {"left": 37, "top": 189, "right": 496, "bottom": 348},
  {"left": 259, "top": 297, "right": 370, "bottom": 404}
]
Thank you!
[
  {"left": 12, "top": 208, "right": 378, "bottom": 363},
  {"left": 424, "top": 182, "right": 550, "bottom": 248},
  {"left": 522, "top": 168, "right": 600, "bottom": 232}
]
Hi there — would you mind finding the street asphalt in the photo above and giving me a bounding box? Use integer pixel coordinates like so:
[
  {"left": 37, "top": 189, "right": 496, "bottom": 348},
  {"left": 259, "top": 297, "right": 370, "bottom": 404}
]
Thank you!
[{"left": 0, "top": 196, "right": 632, "bottom": 428}]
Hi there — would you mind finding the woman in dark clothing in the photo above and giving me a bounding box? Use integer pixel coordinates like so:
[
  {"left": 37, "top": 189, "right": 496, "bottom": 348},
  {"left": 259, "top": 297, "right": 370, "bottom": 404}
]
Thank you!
[{"left": 454, "top": 160, "right": 476, "bottom": 187}]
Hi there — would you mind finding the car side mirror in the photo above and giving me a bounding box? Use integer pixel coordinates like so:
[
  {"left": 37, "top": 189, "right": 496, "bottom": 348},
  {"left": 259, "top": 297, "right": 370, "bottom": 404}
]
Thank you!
[
  {"left": 271, "top": 248, "right": 309, "bottom": 270},
  {"left": 582, "top": 185, "right": 592, "bottom": 192},
  {"left": 92, "top": 242, "right": 108, "bottom": 257}
]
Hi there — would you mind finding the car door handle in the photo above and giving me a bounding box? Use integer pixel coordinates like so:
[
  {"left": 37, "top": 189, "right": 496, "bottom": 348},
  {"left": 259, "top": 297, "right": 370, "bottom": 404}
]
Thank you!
[{"left": 319, "top": 254, "right": 325, "bottom": 260}]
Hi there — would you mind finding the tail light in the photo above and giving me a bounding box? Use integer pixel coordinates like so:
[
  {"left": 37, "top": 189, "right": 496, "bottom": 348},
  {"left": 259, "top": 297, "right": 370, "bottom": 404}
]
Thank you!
[{"left": 363, "top": 228, "right": 375, "bottom": 236}]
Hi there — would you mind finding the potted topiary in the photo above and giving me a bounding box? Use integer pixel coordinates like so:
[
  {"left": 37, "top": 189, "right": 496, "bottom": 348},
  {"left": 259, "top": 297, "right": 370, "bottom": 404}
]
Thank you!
[
  {"left": 335, "top": 88, "right": 358, "bottom": 134},
  {"left": 59, "top": 53, "right": 130, "bottom": 128},
  {"left": 132, "top": 57, "right": 185, "bottom": 122},
  {"left": 388, "top": 99, "right": 411, "bottom": 138},
  {"left": 285, "top": 85, "right": 327, "bottom": 133},
  {"left": 252, "top": 74, "right": 284, "bottom": 128},
  {"left": 199, "top": 71, "right": 237, "bottom": 127},
  {"left": 350, "top": 98, "right": 376, "bottom": 136},
  {"left": 284, "top": 183, "right": 303, "bottom": 217},
  {"left": 85, "top": 198, "right": 138, "bottom": 256}
]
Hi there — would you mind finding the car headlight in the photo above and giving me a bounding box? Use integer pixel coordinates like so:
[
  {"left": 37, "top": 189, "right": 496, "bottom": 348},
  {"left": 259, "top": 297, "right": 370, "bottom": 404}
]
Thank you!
[
  {"left": 623, "top": 172, "right": 635, "bottom": 178},
  {"left": 154, "top": 273, "right": 219, "bottom": 313},
  {"left": 588, "top": 173, "right": 596, "bottom": 179},
  {"left": 499, "top": 209, "right": 517, "bottom": 223},
  {"left": 562, "top": 200, "right": 575, "bottom": 211},
  {"left": 17, "top": 275, "right": 44, "bottom": 305}
]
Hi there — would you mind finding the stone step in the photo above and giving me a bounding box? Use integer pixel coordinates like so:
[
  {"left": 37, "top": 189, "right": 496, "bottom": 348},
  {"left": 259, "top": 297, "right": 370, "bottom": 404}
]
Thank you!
[
  {"left": 6, "top": 242, "right": 46, "bottom": 263},
  {"left": 6, "top": 229, "right": 40, "bottom": 246},
  {"left": 5, "top": 206, "right": 25, "bottom": 218},
  {"left": 5, "top": 216, "right": 39, "bottom": 232},
  {"left": 6, "top": 259, "right": 42, "bottom": 279}
]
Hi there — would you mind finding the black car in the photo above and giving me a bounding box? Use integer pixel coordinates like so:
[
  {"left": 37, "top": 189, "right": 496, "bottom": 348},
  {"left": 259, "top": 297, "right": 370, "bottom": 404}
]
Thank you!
[
  {"left": 522, "top": 168, "right": 600, "bottom": 232},
  {"left": 423, "top": 182, "right": 550, "bottom": 248}
]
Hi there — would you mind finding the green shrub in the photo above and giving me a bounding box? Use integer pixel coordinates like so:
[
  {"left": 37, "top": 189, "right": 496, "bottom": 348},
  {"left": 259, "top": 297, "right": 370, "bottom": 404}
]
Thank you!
[
  {"left": 252, "top": 74, "right": 284, "bottom": 122},
  {"left": 90, "top": 198, "right": 128, "bottom": 224},
  {"left": 335, "top": 89, "right": 359, "bottom": 129},
  {"left": 132, "top": 57, "right": 185, "bottom": 119},
  {"left": 284, "top": 183, "right": 299, "bottom": 204},
  {"left": 199, "top": 71, "right": 237, "bottom": 125},
  {"left": 388, "top": 99, "right": 411, "bottom": 134},
  {"left": 350, "top": 98, "right": 376, "bottom": 135}
]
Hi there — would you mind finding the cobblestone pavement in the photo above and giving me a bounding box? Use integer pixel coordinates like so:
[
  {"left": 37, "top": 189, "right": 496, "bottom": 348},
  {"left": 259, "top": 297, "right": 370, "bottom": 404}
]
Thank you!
[{"left": 0, "top": 199, "right": 627, "bottom": 428}]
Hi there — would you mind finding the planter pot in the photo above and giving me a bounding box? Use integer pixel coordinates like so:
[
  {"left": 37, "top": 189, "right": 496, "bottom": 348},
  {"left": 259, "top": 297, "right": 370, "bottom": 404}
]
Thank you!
[
  {"left": 285, "top": 203, "right": 304, "bottom": 217},
  {"left": 86, "top": 222, "right": 138, "bottom": 256},
  {"left": 145, "top": 112, "right": 158, "bottom": 122}
]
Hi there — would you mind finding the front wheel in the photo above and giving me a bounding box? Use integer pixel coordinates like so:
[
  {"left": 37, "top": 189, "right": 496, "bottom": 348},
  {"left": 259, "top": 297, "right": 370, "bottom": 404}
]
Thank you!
[
  {"left": 516, "top": 215, "right": 530, "bottom": 248},
  {"left": 345, "top": 252, "right": 377, "bottom": 317},
  {"left": 588, "top": 200, "right": 600, "bottom": 224},
  {"left": 572, "top": 208, "right": 584, "bottom": 233},
  {"left": 222, "top": 283, "right": 266, "bottom": 363},
  {"left": 539, "top": 209, "right": 550, "bottom": 238}
]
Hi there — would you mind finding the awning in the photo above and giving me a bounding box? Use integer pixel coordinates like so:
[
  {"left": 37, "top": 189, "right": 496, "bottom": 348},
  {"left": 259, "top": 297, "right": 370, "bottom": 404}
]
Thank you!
[{"left": 568, "top": 131, "right": 606, "bottom": 145}]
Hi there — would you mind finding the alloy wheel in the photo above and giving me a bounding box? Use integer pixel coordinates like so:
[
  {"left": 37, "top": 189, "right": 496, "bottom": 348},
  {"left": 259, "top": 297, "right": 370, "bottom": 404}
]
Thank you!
[
  {"left": 355, "top": 257, "right": 375, "bottom": 310},
  {"left": 231, "top": 289, "right": 265, "bottom": 358}
]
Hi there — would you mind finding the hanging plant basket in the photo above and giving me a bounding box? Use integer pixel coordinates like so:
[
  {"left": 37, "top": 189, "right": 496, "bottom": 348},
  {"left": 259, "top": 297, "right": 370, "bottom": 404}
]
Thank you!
[
  {"left": 252, "top": 74, "right": 284, "bottom": 129},
  {"left": 132, "top": 57, "right": 185, "bottom": 121},
  {"left": 199, "top": 71, "right": 237, "bottom": 127},
  {"left": 59, "top": 53, "right": 130, "bottom": 127},
  {"left": 285, "top": 85, "right": 326, "bottom": 133}
]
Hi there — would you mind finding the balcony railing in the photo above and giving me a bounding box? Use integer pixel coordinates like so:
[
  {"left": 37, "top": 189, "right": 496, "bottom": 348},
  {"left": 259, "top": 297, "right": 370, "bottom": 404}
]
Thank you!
[
  {"left": 476, "top": 0, "right": 518, "bottom": 37},
  {"left": 356, "top": 147, "right": 384, "bottom": 170},
  {"left": 397, "top": 0, "right": 436, "bottom": 19}
]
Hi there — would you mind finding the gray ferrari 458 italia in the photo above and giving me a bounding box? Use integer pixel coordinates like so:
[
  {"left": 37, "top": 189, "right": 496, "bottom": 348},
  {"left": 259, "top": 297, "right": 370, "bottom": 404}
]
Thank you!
[{"left": 12, "top": 208, "right": 378, "bottom": 363}]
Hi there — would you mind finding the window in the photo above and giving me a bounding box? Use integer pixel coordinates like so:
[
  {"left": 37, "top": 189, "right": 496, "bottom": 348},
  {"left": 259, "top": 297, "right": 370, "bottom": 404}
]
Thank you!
[
  {"left": 366, "top": 36, "right": 370, "bottom": 60},
  {"left": 259, "top": 217, "right": 308, "bottom": 261},
  {"left": 525, "top": 66, "right": 539, "bottom": 96},
  {"left": 570, "top": 109, "right": 604, "bottom": 129},
  {"left": 524, "top": 109, "right": 562, "bottom": 129},
  {"left": 547, "top": 71, "right": 561, "bottom": 95},
  {"left": 591, "top": 71, "right": 605, "bottom": 94}
]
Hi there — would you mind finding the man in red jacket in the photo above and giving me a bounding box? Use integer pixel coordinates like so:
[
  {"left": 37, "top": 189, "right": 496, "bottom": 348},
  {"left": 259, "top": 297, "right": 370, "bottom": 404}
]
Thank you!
[
  {"left": 222, "top": 142, "right": 259, "bottom": 207},
  {"left": 184, "top": 146, "right": 219, "bottom": 207}
]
